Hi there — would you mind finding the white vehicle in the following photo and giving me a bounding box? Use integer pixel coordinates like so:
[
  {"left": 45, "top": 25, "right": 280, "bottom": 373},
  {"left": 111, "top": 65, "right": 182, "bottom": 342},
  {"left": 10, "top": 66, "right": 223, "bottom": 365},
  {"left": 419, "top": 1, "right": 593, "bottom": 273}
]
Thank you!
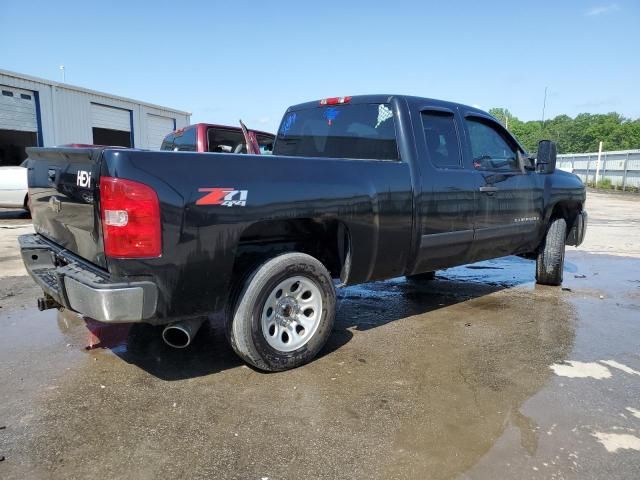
[{"left": 0, "top": 162, "right": 29, "bottom": 210}]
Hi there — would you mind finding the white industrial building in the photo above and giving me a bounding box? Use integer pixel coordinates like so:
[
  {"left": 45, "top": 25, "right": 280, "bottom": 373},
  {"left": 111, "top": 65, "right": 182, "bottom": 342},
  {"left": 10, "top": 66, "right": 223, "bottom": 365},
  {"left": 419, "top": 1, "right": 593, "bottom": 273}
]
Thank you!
[{"left": 0, "top": 68, "right": 190, "bottom": 167}]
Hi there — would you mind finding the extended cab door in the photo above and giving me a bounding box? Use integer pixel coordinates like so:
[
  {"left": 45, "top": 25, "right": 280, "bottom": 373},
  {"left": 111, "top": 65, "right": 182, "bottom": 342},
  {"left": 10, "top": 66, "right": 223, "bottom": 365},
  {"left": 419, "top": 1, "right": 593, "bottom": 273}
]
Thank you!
[
  {"left": 410, "top": 107, "right": 478, "bottom": 274},
  {"left": 461, "top": 114, "right": 543, "bottom": 261}
]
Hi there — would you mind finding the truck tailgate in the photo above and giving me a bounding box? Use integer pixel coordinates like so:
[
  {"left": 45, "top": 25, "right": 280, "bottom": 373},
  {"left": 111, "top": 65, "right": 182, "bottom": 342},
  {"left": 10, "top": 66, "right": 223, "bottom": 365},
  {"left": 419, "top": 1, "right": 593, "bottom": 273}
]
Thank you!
[{"left": 26, "top": 147, "right": 106, "bottom": 269}]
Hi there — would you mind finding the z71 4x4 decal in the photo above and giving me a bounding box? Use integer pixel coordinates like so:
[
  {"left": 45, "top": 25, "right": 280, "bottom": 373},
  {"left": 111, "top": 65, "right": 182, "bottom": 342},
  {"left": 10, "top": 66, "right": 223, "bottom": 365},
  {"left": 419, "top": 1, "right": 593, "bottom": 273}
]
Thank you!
[{"left": 196, "top": 188, "right": 248, "bottom": 207}]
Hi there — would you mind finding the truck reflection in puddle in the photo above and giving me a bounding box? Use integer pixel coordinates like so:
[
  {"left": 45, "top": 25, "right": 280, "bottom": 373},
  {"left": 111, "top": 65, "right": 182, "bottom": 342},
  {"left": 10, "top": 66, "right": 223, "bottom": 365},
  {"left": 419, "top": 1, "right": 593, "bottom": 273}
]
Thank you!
[{"left": 46, "top": 254, "right": 576, "bottom": 478}]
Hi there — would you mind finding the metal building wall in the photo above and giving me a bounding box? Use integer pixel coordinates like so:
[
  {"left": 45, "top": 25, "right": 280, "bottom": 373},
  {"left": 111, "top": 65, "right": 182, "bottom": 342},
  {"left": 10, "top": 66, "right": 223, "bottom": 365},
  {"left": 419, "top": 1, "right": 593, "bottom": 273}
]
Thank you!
[
  {"left": 557, "top": 150, "right": 640, "bottom": 190},
  {"left": 0, "top": 69, "right": 190, "bottom": 149}
]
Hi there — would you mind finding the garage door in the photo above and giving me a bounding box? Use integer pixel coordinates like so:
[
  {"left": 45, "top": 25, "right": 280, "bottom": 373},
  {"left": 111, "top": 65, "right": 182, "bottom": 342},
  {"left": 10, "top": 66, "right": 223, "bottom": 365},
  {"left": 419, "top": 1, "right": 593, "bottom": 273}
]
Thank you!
[
  {"left": 147, "top": 114, "right": 175, "bottom": 149},
  {"left": 0, "top": 85, "right": 37, "bottom": 132},
  {"left": 0, "top": 85, "right": 38, "bottom": 166},
  {"left": 91, "top": 103, "right": 131, "bottom": 131},
  {"left": 91, "top": 103, "right": 132, "bottom": 147}
]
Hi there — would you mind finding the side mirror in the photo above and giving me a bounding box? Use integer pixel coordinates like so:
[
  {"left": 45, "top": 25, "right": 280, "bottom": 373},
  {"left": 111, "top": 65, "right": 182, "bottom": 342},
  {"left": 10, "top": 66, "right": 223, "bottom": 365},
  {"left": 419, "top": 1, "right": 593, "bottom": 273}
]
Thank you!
[
  {"left": 517, "top": 151, "right": 535, "bottom": 172},
  {"left": 536, "top": 140, "right": 557, "bottom": 173}
]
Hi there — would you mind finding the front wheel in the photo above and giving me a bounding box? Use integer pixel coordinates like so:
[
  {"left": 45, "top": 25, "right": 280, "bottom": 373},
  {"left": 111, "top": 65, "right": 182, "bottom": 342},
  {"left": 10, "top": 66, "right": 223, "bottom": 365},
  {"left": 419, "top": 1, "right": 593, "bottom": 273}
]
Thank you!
[
  {"left": 227, "top": 252, "right": 336, "bottom": 371},
  {"left": 536, "top": 218, "right": 567, "bottom": 286}
]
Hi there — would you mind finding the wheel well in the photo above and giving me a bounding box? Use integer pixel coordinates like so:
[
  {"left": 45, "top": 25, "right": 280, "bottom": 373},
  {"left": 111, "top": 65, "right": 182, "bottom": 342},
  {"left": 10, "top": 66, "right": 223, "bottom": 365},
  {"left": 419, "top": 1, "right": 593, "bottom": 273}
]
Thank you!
[
  {"left": 550, "top": 200, "right": 582, "bottom": 234},
  {"left": 231, "top": 218, "right": 351, "bottom": 284}
]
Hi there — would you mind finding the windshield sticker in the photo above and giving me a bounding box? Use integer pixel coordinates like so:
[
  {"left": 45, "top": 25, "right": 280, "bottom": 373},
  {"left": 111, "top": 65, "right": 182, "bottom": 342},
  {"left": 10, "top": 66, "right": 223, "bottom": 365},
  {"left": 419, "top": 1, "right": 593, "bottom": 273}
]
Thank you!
[
  {"left": 323, "top": 107, "right": 340, "bottom": 126},
  {"left": 280, "top": 112, "right": 297, "bottom": 136},
  {"left": 376, "top": 104, "right": 393, "bottom": 128}
]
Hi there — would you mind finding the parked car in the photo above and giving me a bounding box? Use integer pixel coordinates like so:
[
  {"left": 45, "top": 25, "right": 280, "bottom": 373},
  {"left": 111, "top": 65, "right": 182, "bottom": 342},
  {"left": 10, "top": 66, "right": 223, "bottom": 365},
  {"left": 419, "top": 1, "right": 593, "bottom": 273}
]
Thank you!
[
  {"left": 19, "top": 94, "right": 587, "bottom": 371},
  {"left": 160, "top": 123, "right": 275, "bottom": 154},
  {"left": 0, "top": 161, "right": 29, "bottom": 211}
]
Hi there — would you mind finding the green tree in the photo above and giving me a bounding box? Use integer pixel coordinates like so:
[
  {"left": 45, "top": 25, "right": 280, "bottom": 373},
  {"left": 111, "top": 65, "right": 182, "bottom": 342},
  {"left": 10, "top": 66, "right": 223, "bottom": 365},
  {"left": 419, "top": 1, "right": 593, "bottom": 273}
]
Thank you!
[{"left": 488, "top": 109, "right": 640, "bottom": 153}]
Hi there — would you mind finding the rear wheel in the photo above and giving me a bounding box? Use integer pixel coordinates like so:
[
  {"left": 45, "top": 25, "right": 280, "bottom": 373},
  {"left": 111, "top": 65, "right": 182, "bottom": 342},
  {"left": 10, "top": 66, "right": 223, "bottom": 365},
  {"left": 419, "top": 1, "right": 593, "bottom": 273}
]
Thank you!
[
  {"left": 536, "top": 218, "right": 567, "bottom": 286},
  {"left": 227, "top": 252, "right": 336, "bottom": 371}
]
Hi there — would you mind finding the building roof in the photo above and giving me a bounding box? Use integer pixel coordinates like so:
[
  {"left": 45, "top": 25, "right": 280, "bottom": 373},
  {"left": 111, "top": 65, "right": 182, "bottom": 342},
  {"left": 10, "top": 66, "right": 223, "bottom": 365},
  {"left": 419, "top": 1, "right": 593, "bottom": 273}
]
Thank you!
[{"left": 0, "top": 68, "right": 190, "bottom": 116}]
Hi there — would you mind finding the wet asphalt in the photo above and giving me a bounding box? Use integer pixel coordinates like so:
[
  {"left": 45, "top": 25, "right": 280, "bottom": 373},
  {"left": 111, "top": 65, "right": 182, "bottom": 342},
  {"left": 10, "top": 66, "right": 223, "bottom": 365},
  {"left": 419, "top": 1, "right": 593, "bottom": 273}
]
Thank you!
[{"left": 0, "top": 193, "right": 639, "bottom": 479}]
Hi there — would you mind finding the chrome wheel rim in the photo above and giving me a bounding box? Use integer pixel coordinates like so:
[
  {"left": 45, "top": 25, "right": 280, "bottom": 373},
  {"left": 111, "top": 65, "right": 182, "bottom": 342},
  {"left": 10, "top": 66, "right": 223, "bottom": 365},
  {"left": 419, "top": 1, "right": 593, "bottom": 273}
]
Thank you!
[{"left": 261, "top": 275, "right": 323, "bottom": 352}]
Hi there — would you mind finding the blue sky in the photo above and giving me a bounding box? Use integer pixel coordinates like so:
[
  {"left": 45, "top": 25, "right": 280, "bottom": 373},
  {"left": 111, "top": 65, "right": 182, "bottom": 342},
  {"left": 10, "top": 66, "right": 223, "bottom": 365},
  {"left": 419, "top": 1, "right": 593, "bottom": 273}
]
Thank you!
[{"left": 1, "top": 0, "right": 638, "bottom": 132}]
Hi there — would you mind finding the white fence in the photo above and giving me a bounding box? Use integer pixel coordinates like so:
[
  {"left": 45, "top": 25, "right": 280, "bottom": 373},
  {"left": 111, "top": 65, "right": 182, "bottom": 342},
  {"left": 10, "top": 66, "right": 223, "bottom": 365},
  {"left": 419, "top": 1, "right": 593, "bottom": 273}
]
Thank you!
[{"left": 557, "top": 150, "right": 640, "bottom": 190}]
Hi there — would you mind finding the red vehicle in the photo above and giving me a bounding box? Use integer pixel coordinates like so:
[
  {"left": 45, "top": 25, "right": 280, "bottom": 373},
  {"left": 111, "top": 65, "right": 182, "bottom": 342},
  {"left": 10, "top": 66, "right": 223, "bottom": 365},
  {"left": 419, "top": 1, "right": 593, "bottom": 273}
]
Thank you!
[{"left": 160, "top": 123, "right": 275, "bottom": 154}]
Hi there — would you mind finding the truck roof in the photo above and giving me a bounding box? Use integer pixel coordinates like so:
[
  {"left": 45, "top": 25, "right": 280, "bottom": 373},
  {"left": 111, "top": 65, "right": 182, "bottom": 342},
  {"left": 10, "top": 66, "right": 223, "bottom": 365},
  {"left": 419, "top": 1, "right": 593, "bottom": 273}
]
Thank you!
[
  {"left": 286, "top": 94, "right": 491, "bottom": 119},
  {"left": 175, "top": 123, "right": 275, "bottom": 138},
  {"left": 281, "top": 94, "right": 528, "bottom": 155}
]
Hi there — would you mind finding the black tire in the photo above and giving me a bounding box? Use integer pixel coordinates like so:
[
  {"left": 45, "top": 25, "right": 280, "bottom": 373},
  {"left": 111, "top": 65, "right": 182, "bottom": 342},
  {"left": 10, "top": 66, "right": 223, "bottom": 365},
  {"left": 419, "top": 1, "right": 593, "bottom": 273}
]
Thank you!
[
  {"left": 23, "top": 194, "right": 31, "bottom": 218},
  {"left": 536, "top": 218, "right": 567, "bottom": 286},
  {"left": 227, "top": 252, "right": 336, "bottom": 371},
  {"left": 406, "top": 271, "right": 436, "bottom": 282}
]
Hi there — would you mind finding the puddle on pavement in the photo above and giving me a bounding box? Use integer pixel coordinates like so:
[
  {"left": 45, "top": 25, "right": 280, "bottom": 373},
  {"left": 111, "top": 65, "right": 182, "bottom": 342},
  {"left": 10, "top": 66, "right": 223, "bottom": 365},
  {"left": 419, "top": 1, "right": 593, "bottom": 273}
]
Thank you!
[
  {"left": 462, "top": 252, "right": 640, "bottom": 478},
  {"left": 1, "top": 253, "right": 638, "bottom": 479}
]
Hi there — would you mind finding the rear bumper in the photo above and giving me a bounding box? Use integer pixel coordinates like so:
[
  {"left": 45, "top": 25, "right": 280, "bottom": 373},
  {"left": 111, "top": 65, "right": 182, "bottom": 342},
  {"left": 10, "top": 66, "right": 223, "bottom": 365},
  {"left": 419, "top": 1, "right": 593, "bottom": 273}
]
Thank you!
[
  {"left": 19, "top": 234, "right": 157, "bottom": 323},
  {"left": 566, "top": 210, "right": 588, "bottom": 247}
]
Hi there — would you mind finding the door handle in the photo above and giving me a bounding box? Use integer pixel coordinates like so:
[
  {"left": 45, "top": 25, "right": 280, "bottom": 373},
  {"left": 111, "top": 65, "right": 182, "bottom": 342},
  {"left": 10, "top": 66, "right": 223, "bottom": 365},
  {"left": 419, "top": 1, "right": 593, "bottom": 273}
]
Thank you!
[{"left": 479, "top": 186, "right": 498, "bottom": 193}]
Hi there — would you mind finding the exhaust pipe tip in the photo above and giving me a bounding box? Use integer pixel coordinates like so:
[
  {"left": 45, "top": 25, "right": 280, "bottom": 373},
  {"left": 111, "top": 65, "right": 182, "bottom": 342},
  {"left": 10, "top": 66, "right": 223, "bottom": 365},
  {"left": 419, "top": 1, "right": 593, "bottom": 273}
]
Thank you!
[
  {"left": 37, "top": 296, "right": 60, "bottom": 311},
  {"left": 161, "top": 318, "right": 204, "bottom": 349},
  {"left": 162, "top": 325, "right": 192, "bottom": 349},
  {"left": 37, "top": 297, "right": 47, "bottom": 311}
]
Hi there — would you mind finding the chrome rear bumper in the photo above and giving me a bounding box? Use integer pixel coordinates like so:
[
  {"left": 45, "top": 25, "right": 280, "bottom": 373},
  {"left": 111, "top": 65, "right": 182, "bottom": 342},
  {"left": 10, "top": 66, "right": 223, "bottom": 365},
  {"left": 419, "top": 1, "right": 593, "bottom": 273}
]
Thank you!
[{"left": 19, "top": 234, "right": 157, "bottom": 323}]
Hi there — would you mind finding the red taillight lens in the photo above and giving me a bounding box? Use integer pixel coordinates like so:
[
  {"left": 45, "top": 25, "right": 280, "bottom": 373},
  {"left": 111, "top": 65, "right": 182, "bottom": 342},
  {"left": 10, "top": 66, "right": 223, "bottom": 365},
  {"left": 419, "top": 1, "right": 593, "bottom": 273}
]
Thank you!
[
  {"left": 99, "top": 177, "right": 161, "bottom": 258},
  {"left": 319, "top": 96, "right": 352, "bottom": 105}
]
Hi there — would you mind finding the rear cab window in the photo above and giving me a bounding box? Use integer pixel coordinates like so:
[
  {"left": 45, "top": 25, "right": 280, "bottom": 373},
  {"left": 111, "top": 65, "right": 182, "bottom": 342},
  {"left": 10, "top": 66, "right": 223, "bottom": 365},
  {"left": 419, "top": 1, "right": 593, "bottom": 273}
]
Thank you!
[
  {"left": 208, "top": 128, "right": 245, "bottom": 153},
  {"left": 207, "top": 129, "right": 274, "bottom": 154},
  {"left": 160, "top": 128, "right": 196, "bottom": 151},
  {"left": 160, "top": 133, "right": 175, "bottom": 151},
  {"left": 273, "top": 103, "right": 399, "bottom": 160},
  {"left": 173, "top": 128, "right": 197, "bottom": 151}
]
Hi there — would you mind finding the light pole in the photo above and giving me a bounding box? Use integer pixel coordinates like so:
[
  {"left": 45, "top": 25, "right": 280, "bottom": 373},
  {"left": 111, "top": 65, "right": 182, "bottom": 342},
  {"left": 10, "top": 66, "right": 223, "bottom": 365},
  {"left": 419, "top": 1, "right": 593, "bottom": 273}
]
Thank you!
[
  {"left": 541, "top": 86, "right": 548, "bottom": 128},
  {"left": 59, "top": 65, "right": 65, "bottom": 82}
]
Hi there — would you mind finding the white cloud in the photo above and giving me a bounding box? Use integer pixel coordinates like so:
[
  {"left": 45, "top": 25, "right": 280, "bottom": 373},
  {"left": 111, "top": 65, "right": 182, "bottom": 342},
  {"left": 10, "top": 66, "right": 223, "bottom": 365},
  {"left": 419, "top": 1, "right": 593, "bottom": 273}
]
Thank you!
[
  {"left": 257, "top": 116, "right": 270, "bottom": 124},
  {"left": 585, "top": 3, "right": 620, "bottom": 16}
]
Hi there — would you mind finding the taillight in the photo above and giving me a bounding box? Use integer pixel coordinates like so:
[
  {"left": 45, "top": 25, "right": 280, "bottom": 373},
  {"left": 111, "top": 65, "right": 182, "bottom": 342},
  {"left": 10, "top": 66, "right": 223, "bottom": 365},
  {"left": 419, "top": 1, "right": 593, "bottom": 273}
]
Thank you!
[
  {"left": 319, "top": 96, "right": 352, "bottom": 105},
  {"left": 99, "top": 177, "right": 161, "bottom": 258}
]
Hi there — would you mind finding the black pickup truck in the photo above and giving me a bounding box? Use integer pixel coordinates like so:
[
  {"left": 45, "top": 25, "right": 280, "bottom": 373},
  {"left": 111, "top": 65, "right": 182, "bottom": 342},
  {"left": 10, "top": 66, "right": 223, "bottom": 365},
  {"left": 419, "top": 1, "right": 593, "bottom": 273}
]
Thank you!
[{"left": 20, "top": 95, "right": 587, "bottom": 371}]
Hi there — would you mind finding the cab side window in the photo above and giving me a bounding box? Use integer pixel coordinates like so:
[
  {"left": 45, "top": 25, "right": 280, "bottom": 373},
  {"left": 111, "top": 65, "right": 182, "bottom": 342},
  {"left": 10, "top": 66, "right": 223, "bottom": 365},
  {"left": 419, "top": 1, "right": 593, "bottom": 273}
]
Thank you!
[
  {"left": 421, "top": 111, "right": 462, "bottom": 168},
  {"left": 465, "top": 118, "right": 520, "bottom": 172}
]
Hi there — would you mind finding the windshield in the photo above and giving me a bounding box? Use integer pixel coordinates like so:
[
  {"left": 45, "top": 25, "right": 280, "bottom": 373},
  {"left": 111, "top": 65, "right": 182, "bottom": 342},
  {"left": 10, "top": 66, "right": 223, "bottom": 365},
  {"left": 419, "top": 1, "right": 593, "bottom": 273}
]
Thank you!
[{"left": 273, "top": 103, "right": 399, "bottom": 160}]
